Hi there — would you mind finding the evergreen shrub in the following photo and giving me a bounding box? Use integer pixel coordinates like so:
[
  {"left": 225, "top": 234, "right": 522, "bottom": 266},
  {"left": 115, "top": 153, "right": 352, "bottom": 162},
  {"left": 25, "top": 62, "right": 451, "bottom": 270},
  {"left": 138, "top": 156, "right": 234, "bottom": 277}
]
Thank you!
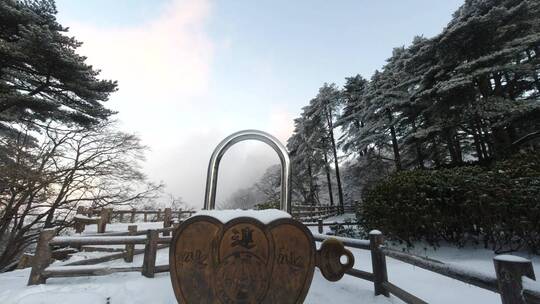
[
  {"left": 255, "top": 201, "right": 280, "bottom": 210},
  {"left": 359, "top": 152, "right": 540, "bottom": 253}
]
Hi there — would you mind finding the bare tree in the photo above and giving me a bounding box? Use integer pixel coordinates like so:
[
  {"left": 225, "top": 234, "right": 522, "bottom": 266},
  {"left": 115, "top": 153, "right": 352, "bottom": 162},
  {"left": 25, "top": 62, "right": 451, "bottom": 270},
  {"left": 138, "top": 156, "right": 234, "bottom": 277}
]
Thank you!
[
  {"left": 136, "top": 194, "right": 193, "bottom": 212},
  {"left": 0, "top": 121, "right": 162, "bottom": 271},
  {"left": 168, "top": 195, "right": 193, "bottom": 212},
  {"left": 253, "top": 165, "right": 281, "bottom": 205},
  {"left": 220, "top": 188, "right": 258, "bottom": 210}
]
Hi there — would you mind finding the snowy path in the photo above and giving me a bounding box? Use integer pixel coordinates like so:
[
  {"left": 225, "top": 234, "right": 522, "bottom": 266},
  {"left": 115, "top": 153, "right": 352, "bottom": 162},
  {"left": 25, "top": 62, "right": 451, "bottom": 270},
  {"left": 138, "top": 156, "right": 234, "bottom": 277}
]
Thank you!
[
  {"left": 0, "top": 246, "right": 399, "bottom": 304},
  {"left": 4, "top": 243, "right": 540, "bottom": 303}
]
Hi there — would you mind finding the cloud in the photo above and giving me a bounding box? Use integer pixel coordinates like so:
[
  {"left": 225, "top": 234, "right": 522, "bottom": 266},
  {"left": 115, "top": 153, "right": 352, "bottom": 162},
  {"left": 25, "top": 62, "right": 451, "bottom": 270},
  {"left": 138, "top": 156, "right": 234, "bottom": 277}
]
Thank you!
[
  {"left": 59, "top": 0, "right": 297, "bottom": 209},
  {"left": 146, "top": 115, "right": 294, "bottom": 209},
  {"left": 268, "top": 108, "right": 295, "bottom": 144},
  {"left": 66, "top": 0, "right": 214, "bottom": 147}
]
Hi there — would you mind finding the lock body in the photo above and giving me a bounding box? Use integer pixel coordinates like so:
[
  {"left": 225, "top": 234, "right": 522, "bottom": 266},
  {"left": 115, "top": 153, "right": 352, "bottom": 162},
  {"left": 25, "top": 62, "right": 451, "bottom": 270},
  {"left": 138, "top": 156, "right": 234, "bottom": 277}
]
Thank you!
[
  {"left": 170, "top": 216, "right": 315, "bottom": 304},
  {"left": 170, "top": 130, "right": 353, "bottom": 304}
]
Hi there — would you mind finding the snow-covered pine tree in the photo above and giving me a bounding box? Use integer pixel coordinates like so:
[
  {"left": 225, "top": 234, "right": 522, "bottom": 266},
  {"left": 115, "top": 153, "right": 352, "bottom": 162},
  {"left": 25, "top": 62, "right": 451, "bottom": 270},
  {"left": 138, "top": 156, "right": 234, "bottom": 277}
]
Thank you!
[
  {"left": 337, "top": 74, "right": 368, "bottom": 155},
  {"left": 0, "top": 0, "right": 117, "bottom": 137},
  {"left": 287, "top": 116, "right": 323, "bottom": 206},
  {"left": 418, "top": 0, "right": 540, "bottom": 160},
  {"left": 306, "top": 84, "right": 345, "bottom": 212}
]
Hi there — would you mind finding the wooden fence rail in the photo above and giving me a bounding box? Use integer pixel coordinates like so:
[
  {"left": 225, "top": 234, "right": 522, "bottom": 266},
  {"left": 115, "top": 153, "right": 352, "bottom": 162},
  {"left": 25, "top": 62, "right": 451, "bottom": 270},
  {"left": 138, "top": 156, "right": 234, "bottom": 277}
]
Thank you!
[
  {"left": 292, "top": 204, "right": 356, "bottom": 220},
  {"left": 291, "top": 205, "right": 342, "bottom": 221}
]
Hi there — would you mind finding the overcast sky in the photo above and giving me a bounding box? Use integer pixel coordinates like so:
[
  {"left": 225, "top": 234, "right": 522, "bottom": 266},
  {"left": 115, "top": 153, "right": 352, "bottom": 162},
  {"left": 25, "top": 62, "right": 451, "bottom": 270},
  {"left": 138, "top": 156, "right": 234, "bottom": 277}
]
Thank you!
[{"left": 55, "top": 0, "right": 463, "bottom": 209}]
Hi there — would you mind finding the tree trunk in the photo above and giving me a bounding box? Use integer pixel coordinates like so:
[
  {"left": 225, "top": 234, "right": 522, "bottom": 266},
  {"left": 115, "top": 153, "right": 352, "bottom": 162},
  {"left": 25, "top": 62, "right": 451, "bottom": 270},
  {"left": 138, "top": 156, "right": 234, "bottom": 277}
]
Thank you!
[
  {"left": 492, "top": 72, "right": 504, "bottom": 97},
  {"left": 43, "top": 207, "right": 56, "bottom": 228},
  {"left": 472, "top": 127, "right": 485, "bottom": 161},
  {"left": 475, "top": 119, "right": 489, "bottom": 159},
  {"left": 389, "top": 125, "right": 402, "bottom": 170},
  {"left": 444, "top": 128, "right": 462, "bottom": 165},
  {"left": 307, "top": 159, "right": 316, "bottom": 206},
  {"left": 492, "top": 126, "right": 513, "bottom": 159},
  {"left": 432, "top": 137, "right": 441, "bottom": 167},
  {"left": 454, "top": 133, "right": 463, "bottom": 164},
  {"left": 323, "top": 152, "right": 334, "bottom": 206},
  {"left": 386, "top": 110, "right": 402, "bottom": 171},
  {"left": 478, "top": 120, "right": 493, "bottom": 158},
  {"left": 327, "top": 119, "right": 345, "bottom": 213},
  {"left": 412, "top": 119, "right": 424, "bottom": 169},
  {"left": 502, "top": 72, "right": 517, "bottom": 100},
  {"left": 477, "top": 75, "right": 493, "bottom": 98},
  {"left": 525, "top": 50, "right": 540, "bottom": 91}
]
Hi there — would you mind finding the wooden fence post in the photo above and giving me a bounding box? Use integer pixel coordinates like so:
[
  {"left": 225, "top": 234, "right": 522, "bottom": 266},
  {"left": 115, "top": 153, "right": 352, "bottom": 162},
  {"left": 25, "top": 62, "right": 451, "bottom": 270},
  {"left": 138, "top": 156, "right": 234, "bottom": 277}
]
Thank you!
[
  {"left": 28, "top": 228, "right": 56, "bottom": 285},
  {"left": 172, "top": 222, "right": 180, "bottom": 238},
  {"left": 131, "top": 208, "right": 136, "bottom": 223},
  {"left": 74, "top": 220, "right": 85, "bottom": 234},
  {"left": 17, "top": 253, "right": 34, "bottom": 269},
  {"left": 494, "top": 255, "right": 536, "bottom": 304},
  {"left": 318, "top": 219, "right": 323, "bottom": 234},
  {"left": 142, "top": 229, "right": 158, "bottom": 278},
  {"left": 124, "top": 225, "right": 137, "bottom": 263},
  {"left": 76, "top": 206, "right": 85, "bottom": 215},
  {"left": 97, "top": 209, "right": 108, "bottom": 233},
  {"left": 370, "top": 230, "right": 389, "bottom": 297},
  {"left": 74, "top": 206, "right": 85, "bottom": 233},
  {"left": 163, "top": 208, "right": 172, "bottom": 236},
  {"left": 106, "top": 208, "right": 113, "bottom": 224}
]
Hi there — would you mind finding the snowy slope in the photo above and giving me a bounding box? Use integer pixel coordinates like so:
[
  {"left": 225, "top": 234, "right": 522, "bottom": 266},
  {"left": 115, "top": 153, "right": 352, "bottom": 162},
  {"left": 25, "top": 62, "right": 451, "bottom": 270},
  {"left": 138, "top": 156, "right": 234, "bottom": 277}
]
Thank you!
[
  {"left": 4, "top": 242, "right": 540, "bottom": 303},
  {"left": 0, "top": 246, "right": 396, "bottom": 304}
]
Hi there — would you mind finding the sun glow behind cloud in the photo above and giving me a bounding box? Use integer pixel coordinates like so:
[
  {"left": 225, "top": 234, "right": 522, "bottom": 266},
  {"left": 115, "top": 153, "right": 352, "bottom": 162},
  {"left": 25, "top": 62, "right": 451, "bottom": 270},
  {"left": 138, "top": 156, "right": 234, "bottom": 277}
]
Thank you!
[
  {"left": 58, "top": 0, "right": 293, "bottom": 208},
  {"left": 68, "top": 0, "right": 213, "bottom": 138}
]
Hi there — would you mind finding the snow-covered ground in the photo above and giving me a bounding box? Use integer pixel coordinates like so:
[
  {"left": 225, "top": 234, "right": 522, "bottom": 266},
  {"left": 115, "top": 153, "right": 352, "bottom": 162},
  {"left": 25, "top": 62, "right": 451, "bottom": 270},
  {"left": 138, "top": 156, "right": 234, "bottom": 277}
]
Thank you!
[{"left": 2, "top": 214, "right": 540, "bottom": 303}]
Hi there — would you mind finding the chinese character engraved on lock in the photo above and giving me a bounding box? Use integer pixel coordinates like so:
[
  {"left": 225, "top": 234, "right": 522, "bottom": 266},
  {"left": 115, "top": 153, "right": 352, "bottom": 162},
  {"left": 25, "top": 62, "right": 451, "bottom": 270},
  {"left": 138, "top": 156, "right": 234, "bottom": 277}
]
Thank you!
[{"left": 169, "top": 130, "right": 354, "bottom": 304}]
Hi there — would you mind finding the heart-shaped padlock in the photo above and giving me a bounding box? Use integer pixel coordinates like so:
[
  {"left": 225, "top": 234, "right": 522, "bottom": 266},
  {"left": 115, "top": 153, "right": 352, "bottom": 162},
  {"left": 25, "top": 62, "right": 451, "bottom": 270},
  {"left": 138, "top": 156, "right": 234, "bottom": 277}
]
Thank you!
[{"left": 169, "top": 130, "right": 354, "bottom": 304}]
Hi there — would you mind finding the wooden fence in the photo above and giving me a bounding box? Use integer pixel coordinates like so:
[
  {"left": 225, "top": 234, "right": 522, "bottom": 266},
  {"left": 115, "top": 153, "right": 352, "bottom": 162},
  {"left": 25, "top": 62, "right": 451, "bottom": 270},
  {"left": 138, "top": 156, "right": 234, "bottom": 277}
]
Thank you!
[
  {"left": 73, "top": 207, "right": 195, "bottom": 234},
  {"left": 100, "top": 208, "right": 195, "bottom": 223},
  {"left": 292, "top": 204, "right": 355, "bottom": 222},
  {"left": 313, "top": 231, "right": 540, "bottom": 304},
  {"left": 25, "top": 223, "right": 540, "bottom": 303},
  {"left": 27, "top": 224, "right": 177, "bottom": 285},
  {"left": 304, "top": 219, "right": 361, "bottom": 234},
  {"left": 73, "top": 205, "right": 353, "bottom": 234}
]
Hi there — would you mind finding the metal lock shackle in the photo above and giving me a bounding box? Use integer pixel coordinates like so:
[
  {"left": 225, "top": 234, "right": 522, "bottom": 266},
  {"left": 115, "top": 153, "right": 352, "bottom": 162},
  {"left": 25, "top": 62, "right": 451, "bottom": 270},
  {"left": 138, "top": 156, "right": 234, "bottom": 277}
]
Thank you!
[{"left": 203, "top": 129, "right": 292, "bottom": 214}]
